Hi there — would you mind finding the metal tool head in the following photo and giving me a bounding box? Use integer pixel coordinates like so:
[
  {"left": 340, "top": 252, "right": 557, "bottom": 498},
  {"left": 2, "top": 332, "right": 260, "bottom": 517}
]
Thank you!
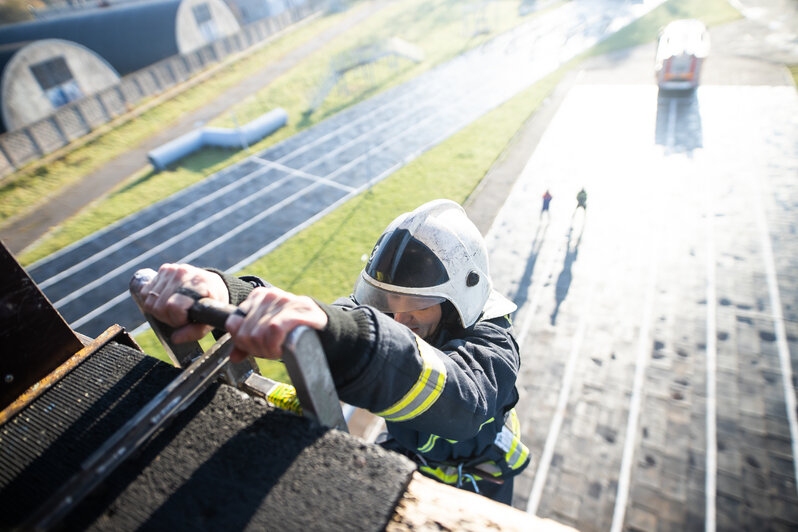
[{"left": 282, "top": 326, "right": 348, "bottom": 432}]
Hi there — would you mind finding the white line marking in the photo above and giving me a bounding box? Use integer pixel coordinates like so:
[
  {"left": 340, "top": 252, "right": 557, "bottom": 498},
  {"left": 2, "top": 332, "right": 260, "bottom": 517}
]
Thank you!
[
  {"left": 64, "top": 1, "right": 663, "bottom": 330},
  {"left": 41, "top": 69, "right": 453, "bottom": 288},
  {"left": 55, "top": 173, "right": 302, "bottom": 309},
  {"left": 67, "top": 71, "right": 494, "bottom": 328},
  {"left": 68, "top": 181, "right": 321, "bottom": 329},
  {"left": 33, "top": 0, "right": 616, "bottom": 278},
  {"left": 252, "top": 158, "right": 355, "bottom": 191},
  {"left": 27, "top": 157, "right": 266, "bottom": 270},
  {"left": 753, "top": 171, "right": 798, "bottom": 497},
  {"left": 526, "top": 292, "right": 590, "bottom": 515},
  {"left": 28, "top": 74, "right": 440, "bottom": 272},
  {"left": 705, "top": 172, "right": 717, "bottom": 532},
  {"left": 610, "top": 236, "right": 658, "bottom": 532},
  {"left": 180, "top": 181, "right": 325, "bottom": 264},
  {"left": 38, "top": 164, "right": 277, "bottom": 288}
]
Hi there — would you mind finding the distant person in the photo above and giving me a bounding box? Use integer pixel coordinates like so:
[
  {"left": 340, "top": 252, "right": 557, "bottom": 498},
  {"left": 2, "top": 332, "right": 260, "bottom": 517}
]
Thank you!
[
  {"left": 138, "top": 199, "right": 529, "bottom": 504},
  {"left": 576, "top": 188, "right": 587, "bottom": 211},
  {"left": 541, "top": 190, "right": 552, "bottom": 215}
]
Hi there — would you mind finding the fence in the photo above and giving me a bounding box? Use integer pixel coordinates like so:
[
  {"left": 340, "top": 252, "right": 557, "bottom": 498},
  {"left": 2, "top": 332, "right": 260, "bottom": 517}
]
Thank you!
[{"left": 0, "top": 0, "right": 324, "bottom": 179}]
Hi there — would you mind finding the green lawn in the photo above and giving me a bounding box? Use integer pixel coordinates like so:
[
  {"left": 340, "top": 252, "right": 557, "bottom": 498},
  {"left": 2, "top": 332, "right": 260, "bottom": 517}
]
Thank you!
[
  {"left": 16, "top": 0, "right": 544, "bottom": 265},
  {"left": 28, "top": 0, "right": 742, "bottom": 377}
]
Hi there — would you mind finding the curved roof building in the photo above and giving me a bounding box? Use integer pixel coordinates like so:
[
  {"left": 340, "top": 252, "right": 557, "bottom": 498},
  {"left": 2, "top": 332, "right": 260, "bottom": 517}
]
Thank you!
[
  {"left": 1, "top": 39, "right": 120, "bottom": 131},
  {"left": 0, "top": 0, "right": 240, "bottom": 131},
  {"left": 0, "top": 0, "right": 240, "bottom": 76}
]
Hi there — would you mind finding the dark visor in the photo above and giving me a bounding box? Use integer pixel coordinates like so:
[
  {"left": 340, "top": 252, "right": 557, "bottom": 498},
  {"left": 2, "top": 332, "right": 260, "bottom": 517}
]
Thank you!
[{"left": 366, "top": 229, "right": 449, "bottom": 288}]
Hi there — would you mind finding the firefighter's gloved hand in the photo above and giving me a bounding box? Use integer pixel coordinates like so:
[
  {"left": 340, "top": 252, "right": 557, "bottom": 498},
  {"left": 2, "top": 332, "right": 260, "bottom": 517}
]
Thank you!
[
  {"left": 224, "top": 286, "right": 328, "bottom": 363},
  {"left": 139, "top": 263, "right": 230, "bottom": 343}
]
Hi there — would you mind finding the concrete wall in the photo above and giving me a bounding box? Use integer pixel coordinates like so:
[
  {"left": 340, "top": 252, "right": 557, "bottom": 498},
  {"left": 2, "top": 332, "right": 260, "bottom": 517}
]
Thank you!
[{"left": 0, "top": 39, "right": 120, "bottom": 132}]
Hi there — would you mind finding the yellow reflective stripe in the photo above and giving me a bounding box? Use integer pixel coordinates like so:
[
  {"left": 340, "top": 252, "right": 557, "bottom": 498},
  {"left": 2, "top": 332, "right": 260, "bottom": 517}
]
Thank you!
[
  {"left": 418, "top": 417, "right": 493, "bottom": 453},
  {"left": 266, "top": 382, "right": 302, "bottom": 415},
  {"left": 419, "top": 465, "right": 482, "bottom": 485},
  {"left": 418, "top": 434, "right": 438, "bottom": 453},
  {"left": 375, "top": 336, "right": 446, "bottom": 422},
  {"left": 505, "top": 435, "right": 527, "bottom": 470},
  {"left": 502, "top": 408, "right": 529, "bottom": 470},
  {"left": 419, "top": 465, "right": 459, "bottom": 484},
  {"left": 508, "top": 408, "right": 520, "bottom": 434}
]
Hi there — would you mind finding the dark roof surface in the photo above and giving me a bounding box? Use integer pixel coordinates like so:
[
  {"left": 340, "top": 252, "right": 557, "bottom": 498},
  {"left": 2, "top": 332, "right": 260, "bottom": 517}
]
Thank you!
[
  {"left": 0, "top": 340, "right": 415, "bottom": 530},
  {"left": 0, "top": 0, "right": 182, "bottom": 75}
]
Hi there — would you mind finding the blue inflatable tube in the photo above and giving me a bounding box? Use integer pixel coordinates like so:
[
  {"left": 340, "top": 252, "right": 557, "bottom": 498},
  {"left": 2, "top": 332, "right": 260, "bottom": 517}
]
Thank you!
[{"left": 148, "top": 108, "right": 288, "bottom": 170}]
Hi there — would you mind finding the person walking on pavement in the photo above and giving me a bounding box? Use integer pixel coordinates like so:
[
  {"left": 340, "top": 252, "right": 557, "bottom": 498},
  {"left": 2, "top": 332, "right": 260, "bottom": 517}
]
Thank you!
[
  {"left": 541, "top": 189, "right": 553, "bottom": 216},
  {"left": 576, "top": 187, "right": 587, "bottom": 211},
  {"left": 137, "top": 199, "right": 530, "bottom": 505}
]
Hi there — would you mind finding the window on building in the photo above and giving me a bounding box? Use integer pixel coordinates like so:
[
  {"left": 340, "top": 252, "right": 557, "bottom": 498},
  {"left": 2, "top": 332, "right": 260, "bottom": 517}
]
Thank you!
[
  {"left": 30, "top": 56, "right": 83, "bottom": 108},
  {"left": 192, "top": 3, "right": 219, "bottom": 42}
]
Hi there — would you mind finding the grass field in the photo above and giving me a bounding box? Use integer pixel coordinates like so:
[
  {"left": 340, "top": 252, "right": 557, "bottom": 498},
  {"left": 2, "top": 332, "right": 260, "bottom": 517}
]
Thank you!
[
  {"left": 15, "top": 0, "right": 545, "bottom": 265},
  {"left": 132, "top": 0, "right": 741, "bottom": 375},
  {"left": 12, "top": 0, "right": 741, "bottom": 376}
]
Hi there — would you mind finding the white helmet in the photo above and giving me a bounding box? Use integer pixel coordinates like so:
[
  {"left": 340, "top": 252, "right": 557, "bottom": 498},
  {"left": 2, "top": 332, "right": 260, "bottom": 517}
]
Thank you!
[{"left": 354, "top": 199, "right": 515, "bottom": 328}]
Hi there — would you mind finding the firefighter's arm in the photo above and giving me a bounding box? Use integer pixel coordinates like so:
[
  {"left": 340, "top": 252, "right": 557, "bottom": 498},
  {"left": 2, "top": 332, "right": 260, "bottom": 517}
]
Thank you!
[{"left": 315, "top": 303, "right": 519, "bottom": 441}]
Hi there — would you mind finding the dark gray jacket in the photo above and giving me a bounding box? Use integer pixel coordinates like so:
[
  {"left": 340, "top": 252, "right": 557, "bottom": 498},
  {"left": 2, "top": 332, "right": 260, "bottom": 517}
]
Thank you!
[{"left": 217, "top": 272, "right": 529, "bottom": 500}]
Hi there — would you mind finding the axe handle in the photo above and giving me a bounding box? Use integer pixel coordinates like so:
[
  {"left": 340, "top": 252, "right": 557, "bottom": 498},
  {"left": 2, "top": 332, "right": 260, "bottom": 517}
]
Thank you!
[{"left": 187, "top": 297, "right": 245, "bottom": 331}]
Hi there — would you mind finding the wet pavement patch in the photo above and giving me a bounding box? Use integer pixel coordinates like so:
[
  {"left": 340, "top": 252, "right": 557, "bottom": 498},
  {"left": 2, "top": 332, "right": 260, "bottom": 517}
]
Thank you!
[{"left": 759, "top": 330, "right": 777, "bottom": 342}]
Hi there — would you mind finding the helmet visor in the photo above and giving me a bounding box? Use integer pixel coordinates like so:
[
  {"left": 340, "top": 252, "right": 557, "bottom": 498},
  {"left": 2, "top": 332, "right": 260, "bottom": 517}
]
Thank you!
[
  {"left": 365, "top": 229, "right": 449, "bottom": 288},
  {"left": 354, "top": 275, "right": 445, "bottom": 314}
]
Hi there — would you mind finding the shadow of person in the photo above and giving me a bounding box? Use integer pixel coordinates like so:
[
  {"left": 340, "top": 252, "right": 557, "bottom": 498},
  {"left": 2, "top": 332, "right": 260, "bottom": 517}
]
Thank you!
[
  {"left": 550, "top": 217, "right": 585, "bottom": 326},
  {"left": 512, "top": 217, "right": 549, "bottom": 308}
]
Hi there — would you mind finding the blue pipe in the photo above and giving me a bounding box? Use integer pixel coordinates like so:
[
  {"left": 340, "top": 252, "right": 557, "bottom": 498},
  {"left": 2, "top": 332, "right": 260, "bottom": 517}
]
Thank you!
[{"left": 148, "top": 108, "right": 287, "bottom": 170}]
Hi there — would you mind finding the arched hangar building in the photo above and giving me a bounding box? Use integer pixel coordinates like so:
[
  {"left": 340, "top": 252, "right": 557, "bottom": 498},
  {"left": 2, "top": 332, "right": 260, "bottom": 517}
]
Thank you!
[{"left": 0, "top": 0, "right": 241, "bottom": 132}]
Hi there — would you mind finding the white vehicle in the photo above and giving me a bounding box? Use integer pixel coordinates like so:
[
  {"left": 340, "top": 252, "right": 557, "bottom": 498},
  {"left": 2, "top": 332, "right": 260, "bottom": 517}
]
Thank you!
[{"left": 655, "top": 19, "right": 710, "bottom": 91}]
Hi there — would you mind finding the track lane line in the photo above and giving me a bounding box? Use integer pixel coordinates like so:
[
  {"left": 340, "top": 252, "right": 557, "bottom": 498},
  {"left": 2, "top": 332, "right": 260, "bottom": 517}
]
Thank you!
[
  {"left": 69, "top": 179, "right": 326, "bottom": 329},
  {"left": 610, "top": 215, "right": 659, "bottom": 532},
  {"left": 55, "top": 173, "right": 305, "bottom": 309},
  {"left": 526, "top": 285, "right": 592, "bottom": 515},
  {"left": 37, "top": 163, "right": 277, "bottom": 289},
  {"left": 705, "top": 171, "right": 718, "bottom": 532},
  {"left": 753, "top": 165, "right": 798, "bottom": 497}
]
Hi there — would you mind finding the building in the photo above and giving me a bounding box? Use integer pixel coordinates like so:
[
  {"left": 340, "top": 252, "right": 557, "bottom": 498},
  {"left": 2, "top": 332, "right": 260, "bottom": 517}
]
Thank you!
[{"left": 0, "top": 0, "right": 241, "bottom": 131}]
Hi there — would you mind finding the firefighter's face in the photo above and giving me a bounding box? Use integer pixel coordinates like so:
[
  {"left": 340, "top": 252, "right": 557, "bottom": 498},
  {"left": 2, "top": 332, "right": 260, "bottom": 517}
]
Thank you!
[{"left": 393, "top": 304, "right": 442, "bottom": 340}]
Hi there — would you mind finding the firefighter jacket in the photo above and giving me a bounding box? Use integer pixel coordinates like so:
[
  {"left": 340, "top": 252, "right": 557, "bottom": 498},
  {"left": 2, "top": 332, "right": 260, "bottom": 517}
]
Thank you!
[{"left": 215, "top": 271, "right": 530, "bottom": 495}]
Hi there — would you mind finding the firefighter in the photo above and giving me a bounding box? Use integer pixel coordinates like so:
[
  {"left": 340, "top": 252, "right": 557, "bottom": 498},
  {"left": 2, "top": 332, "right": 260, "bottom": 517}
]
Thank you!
[{"left": 140, "top": 199, "right": 529, "bottom": 504}]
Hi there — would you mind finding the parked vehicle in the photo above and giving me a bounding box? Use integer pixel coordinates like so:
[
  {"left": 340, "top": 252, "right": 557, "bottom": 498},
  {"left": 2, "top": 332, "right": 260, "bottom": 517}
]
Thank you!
[{"left": 655, "top": 19, "right": 710, "bottom": 91}]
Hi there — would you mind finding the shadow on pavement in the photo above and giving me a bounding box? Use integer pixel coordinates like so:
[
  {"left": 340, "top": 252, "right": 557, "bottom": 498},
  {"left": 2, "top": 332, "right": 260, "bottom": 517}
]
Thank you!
[
  {"left": 512, "top": 214, "right": 550, "bottom": 308},
  {"left": 655, "top": 89, "right": 704, "bottom": 154},
  {"left": 550, "top": 210, "right": 585, "bottom": 326}
]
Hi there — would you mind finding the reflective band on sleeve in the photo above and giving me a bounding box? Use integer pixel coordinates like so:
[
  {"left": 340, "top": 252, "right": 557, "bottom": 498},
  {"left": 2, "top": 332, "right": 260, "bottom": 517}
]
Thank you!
[
  {"left": 419, "top": 465, "right": 462, "bottom": 484},
  {"left": 418, "top": 434, "right": 439, "bottom": 453},
  {"left": 504, "top": 429, "right": 529, "bottom": 470},
  {"left": 375, "top": 336, "right": 447, "bottom": 422},
  {"left": 496, "top": 408, "right": 529, "bottom": 471}
]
